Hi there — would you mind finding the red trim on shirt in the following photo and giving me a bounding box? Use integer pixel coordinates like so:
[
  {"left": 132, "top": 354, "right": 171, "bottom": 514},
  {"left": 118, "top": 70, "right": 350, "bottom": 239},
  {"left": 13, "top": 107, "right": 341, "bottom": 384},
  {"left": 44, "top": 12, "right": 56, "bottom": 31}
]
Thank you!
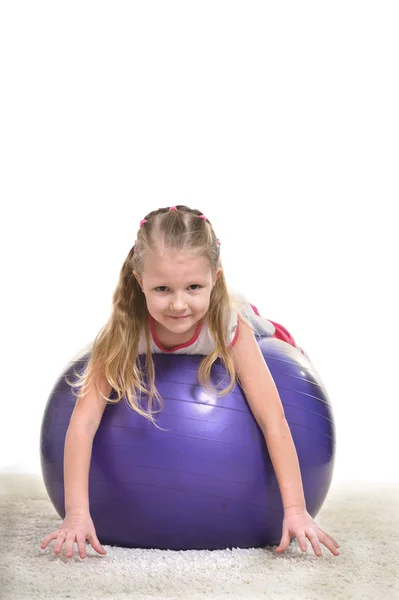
[
  {"left": 269, "top": 319, "right": 298, "bottom": 346},
  {"left": 250, "top": 303, "right": 305, "bottom": 354},
  {"left": 149, "top": 315, "right": 203, "bottom": 353},
  {"left": 250, "top": 303, "right": 260, "bottom": 316}
]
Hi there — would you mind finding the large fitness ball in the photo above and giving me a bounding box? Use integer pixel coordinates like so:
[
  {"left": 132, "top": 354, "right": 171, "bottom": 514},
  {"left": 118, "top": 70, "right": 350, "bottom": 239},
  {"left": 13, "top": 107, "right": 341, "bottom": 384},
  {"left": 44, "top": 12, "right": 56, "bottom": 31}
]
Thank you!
[{"left": 40, "top": 337, "right": 336, "bottom": 551}]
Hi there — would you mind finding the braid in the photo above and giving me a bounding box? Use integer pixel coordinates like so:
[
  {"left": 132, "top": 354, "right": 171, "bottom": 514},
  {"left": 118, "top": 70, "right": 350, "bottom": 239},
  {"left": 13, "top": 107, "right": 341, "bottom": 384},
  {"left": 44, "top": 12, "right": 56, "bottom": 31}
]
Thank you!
[
  {"left": 142, "top": 206, "right": 169, "bottom": 221},
  {"left": 140, "top": 205, "right": 211, "bottom": 224},
  {"left": 173, "top": 205, "right": 214, "bottom": 228},
  {"left": 136, "top": 204, "right": 220, "bottom": 255}
]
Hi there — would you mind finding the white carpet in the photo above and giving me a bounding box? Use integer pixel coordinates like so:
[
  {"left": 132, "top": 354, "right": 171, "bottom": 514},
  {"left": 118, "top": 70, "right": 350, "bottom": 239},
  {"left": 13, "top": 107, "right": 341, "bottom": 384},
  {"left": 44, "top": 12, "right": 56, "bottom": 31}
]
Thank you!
[{"left": 0, "top": 474, "right": 398, "bottom": 600}]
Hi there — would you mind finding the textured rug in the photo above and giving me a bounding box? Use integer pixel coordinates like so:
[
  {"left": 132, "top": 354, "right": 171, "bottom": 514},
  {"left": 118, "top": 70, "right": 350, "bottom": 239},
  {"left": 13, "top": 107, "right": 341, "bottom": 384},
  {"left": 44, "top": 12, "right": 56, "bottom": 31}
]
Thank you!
[{"left": 0, "top": 474, "right": 398, "bottom": 600}]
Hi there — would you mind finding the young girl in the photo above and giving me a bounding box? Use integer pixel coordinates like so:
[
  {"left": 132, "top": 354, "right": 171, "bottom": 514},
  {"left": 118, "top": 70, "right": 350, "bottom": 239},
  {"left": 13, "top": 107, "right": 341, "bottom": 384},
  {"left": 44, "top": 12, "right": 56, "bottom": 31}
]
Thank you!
[{"left": 41, "top": 205, "right": 340, "bottom": 560}]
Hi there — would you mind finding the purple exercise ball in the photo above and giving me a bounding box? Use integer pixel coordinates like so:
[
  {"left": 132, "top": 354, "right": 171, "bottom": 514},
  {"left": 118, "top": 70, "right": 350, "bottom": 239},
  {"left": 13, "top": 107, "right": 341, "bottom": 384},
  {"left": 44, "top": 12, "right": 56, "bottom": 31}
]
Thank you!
[{"left": 40, "top": 337, "right": 336, "bottom": 551}]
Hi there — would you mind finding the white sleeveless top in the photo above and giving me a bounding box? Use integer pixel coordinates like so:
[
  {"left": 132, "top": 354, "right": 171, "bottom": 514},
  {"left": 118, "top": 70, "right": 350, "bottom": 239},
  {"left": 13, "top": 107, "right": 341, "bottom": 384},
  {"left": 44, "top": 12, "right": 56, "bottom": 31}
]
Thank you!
[
  {"left": 137, "top": 287, "right": 275, "bottom": 355},
  {"left": 71, "top": 288, "right": 276, "bottom": 362}
]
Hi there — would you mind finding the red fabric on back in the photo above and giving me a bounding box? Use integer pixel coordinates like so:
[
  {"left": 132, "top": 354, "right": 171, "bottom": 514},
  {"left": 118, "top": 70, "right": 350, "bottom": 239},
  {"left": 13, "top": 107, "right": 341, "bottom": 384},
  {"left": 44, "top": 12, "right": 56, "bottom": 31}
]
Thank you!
[{"left": 249, "top": 303, "right": 304, "bottom": 355}]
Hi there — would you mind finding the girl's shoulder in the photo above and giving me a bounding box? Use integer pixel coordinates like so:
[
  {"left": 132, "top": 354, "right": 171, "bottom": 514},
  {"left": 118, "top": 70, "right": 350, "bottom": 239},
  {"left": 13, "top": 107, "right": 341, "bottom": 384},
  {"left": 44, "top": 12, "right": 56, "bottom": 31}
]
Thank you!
[{"left": 227, "top": 286, "right": 276, "bottom": 338}]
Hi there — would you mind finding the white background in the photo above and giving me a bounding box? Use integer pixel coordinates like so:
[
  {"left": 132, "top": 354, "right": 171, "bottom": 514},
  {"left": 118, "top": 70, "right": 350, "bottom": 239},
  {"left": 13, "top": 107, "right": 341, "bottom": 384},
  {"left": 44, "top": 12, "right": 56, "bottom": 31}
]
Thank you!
[{"left": 1, "top": 1, "right": 397, "bottom": 483}]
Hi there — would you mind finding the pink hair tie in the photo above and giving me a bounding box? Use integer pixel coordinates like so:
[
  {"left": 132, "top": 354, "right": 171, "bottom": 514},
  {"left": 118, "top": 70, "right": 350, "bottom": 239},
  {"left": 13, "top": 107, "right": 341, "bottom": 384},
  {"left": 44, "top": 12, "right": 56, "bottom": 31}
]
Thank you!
[
  {"left": 217, "top": 239, "right": 221, "bottom": 245},
  {"left": 169, "top": 206, "right": 177, "bottom": 211},
  {"left": 140, "top": 219, "right": 148, "bottom": 227},
  {"left": 199, "top": 215, "right": 207, "bottom": 221}
]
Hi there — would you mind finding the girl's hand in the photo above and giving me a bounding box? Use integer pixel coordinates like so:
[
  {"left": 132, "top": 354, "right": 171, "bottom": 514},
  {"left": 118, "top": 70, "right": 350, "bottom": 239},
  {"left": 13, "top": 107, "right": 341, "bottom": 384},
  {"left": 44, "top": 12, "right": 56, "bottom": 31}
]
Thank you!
[
  {"left": 275, "top": 508, "right": 340, "bottom": 557},
  {"left": 40, "top": 512, "right": 107, "bottom": 559}
]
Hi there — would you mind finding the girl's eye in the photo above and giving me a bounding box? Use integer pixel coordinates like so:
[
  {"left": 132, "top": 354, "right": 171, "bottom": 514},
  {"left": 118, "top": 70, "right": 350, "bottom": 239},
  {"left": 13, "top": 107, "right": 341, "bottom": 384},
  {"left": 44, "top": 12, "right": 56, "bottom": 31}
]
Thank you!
[{"left": 155, "top": 285, "right": 201, "bottom": 292}]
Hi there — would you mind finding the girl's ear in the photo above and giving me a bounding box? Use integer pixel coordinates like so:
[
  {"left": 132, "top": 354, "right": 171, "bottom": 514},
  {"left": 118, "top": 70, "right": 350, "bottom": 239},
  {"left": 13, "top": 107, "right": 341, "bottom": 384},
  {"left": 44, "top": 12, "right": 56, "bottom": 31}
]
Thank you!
[
  {"left": 133, "top": 270, "right": 143, "bottom": 289},
  {"left": 213, "top": 267, "right": 222, "bottom": 285}
]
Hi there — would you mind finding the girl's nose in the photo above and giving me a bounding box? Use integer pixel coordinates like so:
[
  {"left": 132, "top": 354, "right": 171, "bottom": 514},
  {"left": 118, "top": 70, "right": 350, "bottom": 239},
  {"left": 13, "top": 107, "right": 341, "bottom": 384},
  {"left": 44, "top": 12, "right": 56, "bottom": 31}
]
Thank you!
[{"left": 170, "top": 294, "right": 188, "bottom": 311}]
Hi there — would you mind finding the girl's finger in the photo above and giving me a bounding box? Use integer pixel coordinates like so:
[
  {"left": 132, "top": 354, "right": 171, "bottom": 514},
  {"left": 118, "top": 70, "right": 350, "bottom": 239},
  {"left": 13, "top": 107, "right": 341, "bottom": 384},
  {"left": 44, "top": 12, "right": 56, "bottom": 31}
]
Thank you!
[
  {"left": 88, "top": 532, "right": 107, "bottom": 555},
  {"left": 54, "top": 530, "right": 67, "bottom": 554},
  {"left": 41, "top": 531, "right": 58, "bottom": 549},
  {"left": 296, "top": 533, "right": 308, "bottom": 553},
  {"left": 328, "top": 535, "right": 340, "bottom": 548},
  {"left": 325, "top": 538, "right": 340, "bottom": 556},
  {"left": 306, "top": 529, "right": 322, "bottom": 557},
  {"left": 317, "top": 531, "right": 340, "bottom": 556},
  {"left": 76, "top": 534, "right": 87, "bottom": 559},
  {"left": 65, "top": 533, "right": 76, "bottom": 558},
  {"left": 319, "top": 528, "right": 340, "bottom": 548}
]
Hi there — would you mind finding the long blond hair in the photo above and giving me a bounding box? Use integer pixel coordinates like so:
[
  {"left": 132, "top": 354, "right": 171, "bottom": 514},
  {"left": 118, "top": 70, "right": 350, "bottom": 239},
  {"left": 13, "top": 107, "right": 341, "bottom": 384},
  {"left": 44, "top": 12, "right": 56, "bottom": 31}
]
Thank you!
[{"left": 67, "top": 205, "right": 253, "bottom": 427}]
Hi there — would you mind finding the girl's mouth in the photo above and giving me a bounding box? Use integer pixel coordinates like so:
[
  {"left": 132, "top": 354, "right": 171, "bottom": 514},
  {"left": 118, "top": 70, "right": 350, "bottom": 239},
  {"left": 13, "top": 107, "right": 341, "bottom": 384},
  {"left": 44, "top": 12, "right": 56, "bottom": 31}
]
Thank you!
[{"left": 169, "top": 315, "right": 190, "bottom": 319}]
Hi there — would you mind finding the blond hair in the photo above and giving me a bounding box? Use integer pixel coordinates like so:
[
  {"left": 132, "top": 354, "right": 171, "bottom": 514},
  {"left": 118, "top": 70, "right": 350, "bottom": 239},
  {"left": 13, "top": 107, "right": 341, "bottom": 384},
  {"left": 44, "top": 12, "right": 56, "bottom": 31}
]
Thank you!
[{"left": 67, "top": 205, "right": 254, "bottom": 427}]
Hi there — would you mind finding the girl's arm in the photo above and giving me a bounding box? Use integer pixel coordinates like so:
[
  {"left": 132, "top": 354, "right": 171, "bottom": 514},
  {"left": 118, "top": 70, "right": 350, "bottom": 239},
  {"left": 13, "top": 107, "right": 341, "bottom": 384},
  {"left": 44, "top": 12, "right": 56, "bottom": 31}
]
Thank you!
[
  {"left": 64, "top": 427, "right": 96, "bottom": 514},
  {"left": 231, "top": 317, "right": 306, "bottom": 513},
  {"left": 64, "top": 373, "right": 111, "bottom": 514}
]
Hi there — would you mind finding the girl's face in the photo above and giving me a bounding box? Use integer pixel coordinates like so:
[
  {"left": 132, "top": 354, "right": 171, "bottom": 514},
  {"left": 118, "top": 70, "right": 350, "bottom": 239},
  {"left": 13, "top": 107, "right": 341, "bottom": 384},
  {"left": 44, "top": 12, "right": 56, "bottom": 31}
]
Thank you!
[{"left": 133, "top": 249, "right": 222, "bottom": 334}]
